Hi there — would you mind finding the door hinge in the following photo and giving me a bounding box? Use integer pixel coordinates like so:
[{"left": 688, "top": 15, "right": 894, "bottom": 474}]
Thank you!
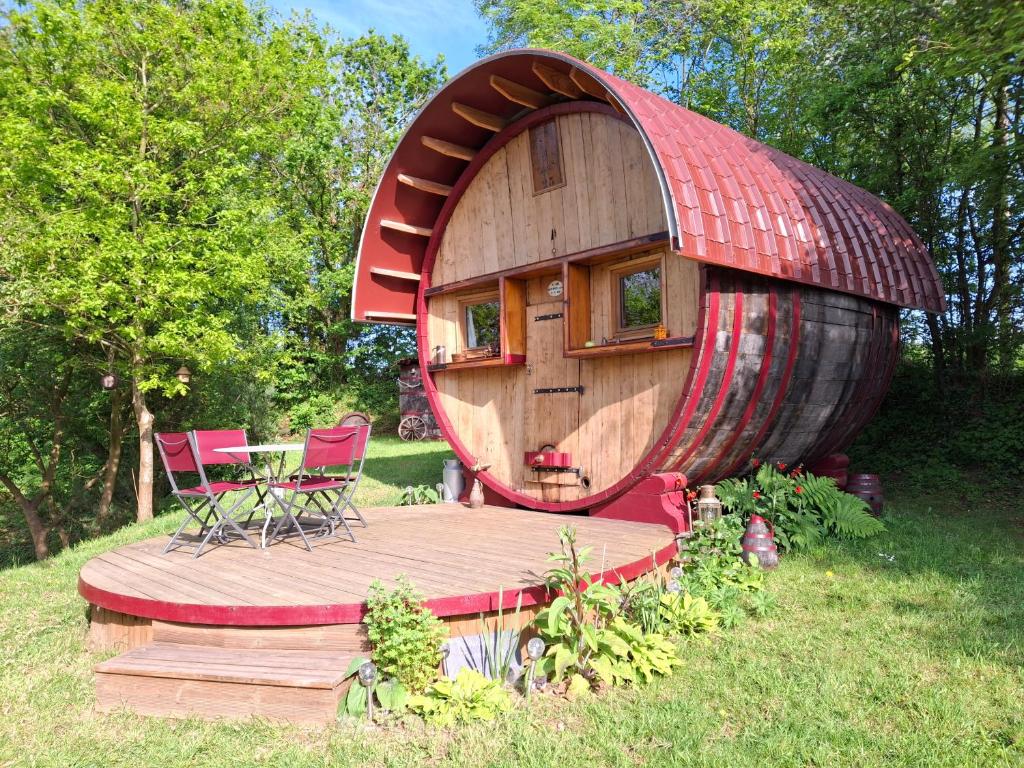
[
  {"left": 533, "top": 386, "right": 584, "bottom": 394},
  {"left": 534, "top": 312, "right": 563, "bottom": 321}
]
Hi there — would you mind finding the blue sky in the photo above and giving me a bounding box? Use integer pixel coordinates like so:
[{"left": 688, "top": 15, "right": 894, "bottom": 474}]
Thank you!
[{"left": 268, "top": 0, "right": 490, "bottom": 75}]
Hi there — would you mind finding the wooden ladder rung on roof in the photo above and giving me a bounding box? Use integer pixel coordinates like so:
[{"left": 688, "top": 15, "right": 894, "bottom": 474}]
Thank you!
[
  {"left": 489, "top": 74, "right": 554, "bottom": 109},
  {"left": 397, "top": 173, "right": 452, "bottom": 197},
  {"left": 369, "top": 266, "right": 421, "bottom": 282},
  {"left": 421, "top": 136, "right": 476, "bottom": 161},
  {"left": 451, "top": 102, "right": 508, "bottom": 132},
  {"left": 380, "top": 219, "right": 433, "bottom": 238}
]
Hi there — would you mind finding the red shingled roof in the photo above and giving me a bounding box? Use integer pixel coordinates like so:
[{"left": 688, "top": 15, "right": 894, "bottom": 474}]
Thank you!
[{"left": 353, "top": 49, "right": 945, "bottom": 322}]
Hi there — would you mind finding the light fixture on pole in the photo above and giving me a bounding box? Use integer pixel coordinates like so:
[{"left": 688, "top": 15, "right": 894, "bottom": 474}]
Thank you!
[
  {"left": 175, "top": 366, "right": 192, "bottom": 385},
  {"left": 357, "top": 661, "right": 377, "bottom": 721},
  {"left": 525, "top": 637, "right": 545, "bottom": 699},
  {"left": 100, "top": 372, "right": 120, "bottom": 391}
]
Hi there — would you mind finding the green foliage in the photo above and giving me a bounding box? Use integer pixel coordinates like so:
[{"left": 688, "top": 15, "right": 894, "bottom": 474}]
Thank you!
[
  {"left": 287, "top": 394, "right": 339, "bottom": 433},
  {"left": 476, "top": 588, "right": 523, "bottom": 682},
  {"left": 717, "top": 462, "right": 884, "bottom": 552},
  {"left": 400, "top": 484, "right": 440, "bottom": 505},
  {"left": 407, "top": 669, "right": 512, "bottom": 726},
  {"left": 532, "top": 526, "right": 682, "bottom": 688},
  {"left": 364, "top": 575, "right": 447, "bottom": 693},
  {"left": 340, "top": 657, "right": 409, "bottom": 717},
  {"left": 658, "top": 592, "right": 721, "bottom": 636}
]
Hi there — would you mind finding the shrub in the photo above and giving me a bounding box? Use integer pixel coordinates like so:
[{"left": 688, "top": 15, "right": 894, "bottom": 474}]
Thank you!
[
  {"left": 716, "top": 461, "right": 885, "bottom": 551},
  {"left": 408, "top": 669, "right": 512, "bottom": 725},
  {"left": 364, "top": 575, "right": 447, "bottom": 693},
  {"left": 532, "top": 526, "right": 681, "bottom": 688},
  {"left": 401, "top": 484, "right": 439, "bottom": 505}
]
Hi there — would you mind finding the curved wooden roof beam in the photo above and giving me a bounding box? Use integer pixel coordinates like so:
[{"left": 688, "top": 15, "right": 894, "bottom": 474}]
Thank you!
[
  {"left": 489, "top": 74, "right": 555, "bottom": 109},
  {"left": 397, "top": 173, "right": 452, "bottom": 197},
  {"left": 451, "top": 102, "right": 509, "bottom": 132},
  {"left": 421, "top": 135, "right": 476, "bottom": 162},
  {"left": 531, "top": 61, "right": 582, "bottom": 99}
]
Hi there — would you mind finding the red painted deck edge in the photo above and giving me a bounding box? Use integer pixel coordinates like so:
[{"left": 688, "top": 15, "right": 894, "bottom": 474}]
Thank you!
[{"left": 78, "top": 541, "right": 677, "bottom": 627}]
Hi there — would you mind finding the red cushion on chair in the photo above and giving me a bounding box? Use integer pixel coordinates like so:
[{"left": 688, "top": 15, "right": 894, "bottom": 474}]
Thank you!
[
  {"left": 272, "top": 479, "right": 345, "bottom": 492},
  {"left": 178, "top": 480, "right": 258, "bottom": 496}
]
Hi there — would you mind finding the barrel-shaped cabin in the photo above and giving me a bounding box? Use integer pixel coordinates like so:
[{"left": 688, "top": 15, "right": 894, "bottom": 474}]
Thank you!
[{"left": 352, "top": 49, "right": 944, "bottom": 517}]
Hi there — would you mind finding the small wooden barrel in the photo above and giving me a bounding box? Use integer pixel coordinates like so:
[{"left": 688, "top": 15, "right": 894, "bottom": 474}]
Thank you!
[
  {"left": 846, "top": 473, "right": 884, "bottom": 517},
  {"left": 808, "top": 453, "right": 850, "bottom": 490}
]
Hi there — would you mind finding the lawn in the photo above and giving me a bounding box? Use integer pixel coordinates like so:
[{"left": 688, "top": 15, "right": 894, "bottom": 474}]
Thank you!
[{"left": 0, "top": 437, "right": 1021, "bottom": 767}]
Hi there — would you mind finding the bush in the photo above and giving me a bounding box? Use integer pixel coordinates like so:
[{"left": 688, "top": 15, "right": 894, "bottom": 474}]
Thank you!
[
  {"left": 364, "top": 575, "right": 447, "bottom": 693},
  {"left": 716, "top": 462, "right": 884, "bottom": 551},
  {"left": 408, "top": 669, "right": 512, "bottom": 725}
]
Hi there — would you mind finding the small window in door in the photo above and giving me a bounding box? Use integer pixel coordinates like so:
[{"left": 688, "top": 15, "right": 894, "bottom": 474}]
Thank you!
[
  {"left": 529, "top": 120, "right": 564, "bottom": 194},
  {"left": 615, "top": 263, "right": 662, "bottom": 335},
  {"left": 464, "top": 300, "right": 501, "bottom": 352}
]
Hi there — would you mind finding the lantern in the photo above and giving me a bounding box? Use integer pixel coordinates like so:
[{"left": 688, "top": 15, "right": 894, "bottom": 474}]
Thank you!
[
  {"left": 175, "top": 366, "right": 192, "bottom": 385},
  {"left": 696, "top": 485, "right": 722, "bottom": 526},
  {"left": 99, "top": 372, "right": 119, "bottom": 391}
]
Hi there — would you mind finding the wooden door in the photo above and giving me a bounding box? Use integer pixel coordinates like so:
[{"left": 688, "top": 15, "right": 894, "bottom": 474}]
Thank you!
[{"left": 524, "top": 296, "right": 581, "bottom": 502}]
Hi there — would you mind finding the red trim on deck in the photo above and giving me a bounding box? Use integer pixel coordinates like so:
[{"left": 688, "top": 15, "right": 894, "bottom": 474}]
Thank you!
[{"left": 77, "top": 542, "right": 677, "bottom": 627}]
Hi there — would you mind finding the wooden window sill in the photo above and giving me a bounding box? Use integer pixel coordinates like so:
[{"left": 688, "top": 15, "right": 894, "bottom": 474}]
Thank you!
[
  {"left": 565, "top": 336, "right": 694, "bottom": 359},
  {"left": 428, "top": 355, "right": 526, "bottom": 372}
]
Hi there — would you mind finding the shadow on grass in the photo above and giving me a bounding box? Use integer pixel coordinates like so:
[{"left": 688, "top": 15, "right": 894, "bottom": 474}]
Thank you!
[
  {"left": 800, "top": 477, "right": 1024, "bottom": 673},
  {"left": 359, "top": 439, "right": 454, "bottom": 494}
]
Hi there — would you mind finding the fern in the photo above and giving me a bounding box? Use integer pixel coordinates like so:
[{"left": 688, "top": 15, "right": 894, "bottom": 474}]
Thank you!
[
  {"left": 714, "top": 477, "right": 750, "bottom": 512},
  {"left": 822, "top": 494, "right": 886, "bottom": 538}
]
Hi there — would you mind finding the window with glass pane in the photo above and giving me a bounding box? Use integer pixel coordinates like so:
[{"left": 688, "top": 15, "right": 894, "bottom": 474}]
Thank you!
[
  {"left": 619, "top": 266, "right": 662, "bottom": 329},
  {"left": 465, "top": 301, "right": 501, "bottom": 351}
]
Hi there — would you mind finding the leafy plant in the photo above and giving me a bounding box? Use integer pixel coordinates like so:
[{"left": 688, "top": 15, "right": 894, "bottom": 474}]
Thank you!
[
  {"left": 340, "top": 657, "right": 409, "bottom": 717},
  {"left": 659, "top": 592, "right": 721, "bottom": 636},
  {"left": 716, "top": 461, "right": 885, "bottom": 551},
  {"left": 364, "top": 575, "right": 447, "bottom": 693},
  {"left": 474, "top": 587, "right": 523, "bottom": 682},
  {"left": 532, "top": 526, "right": 681, "bottom": 688},
  {"left": 407, "top": 669, "right": 512, "bottom": 725},
  {"left": 401, "top": 484, "right": 440, "bottom": 505}
]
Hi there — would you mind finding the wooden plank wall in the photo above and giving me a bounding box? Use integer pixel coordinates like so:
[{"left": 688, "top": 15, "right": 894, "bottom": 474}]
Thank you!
[
  {"left": 428, "top": 112, "right": 699, "bottom": 504},
  {"left": 433, "top": 112, "right": 666, "bottom": 285}
]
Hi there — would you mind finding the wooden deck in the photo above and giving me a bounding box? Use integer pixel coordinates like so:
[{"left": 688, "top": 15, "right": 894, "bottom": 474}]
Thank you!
[{"left": 79, "top": 504, "right": 675, "bottom": 626}]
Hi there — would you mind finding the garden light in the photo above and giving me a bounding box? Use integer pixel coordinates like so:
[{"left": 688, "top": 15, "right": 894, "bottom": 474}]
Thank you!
[
  {"left": 175, "top": 366, "right": 192, "bottom": 385},
  {"left": 697, "top": 484, "right": 723, "bottom": 526},
  {"left": 358, "top": 661, "right": 377, "bottom": 721},
  {"left": 669, "top": 566, "right": 683, "bottom": 579},
  {"left": 525, "top": 637, "right": 545, "bottom": 700},
  {"left": 526, "top": 637, "right": 545, "bottom": 661}
]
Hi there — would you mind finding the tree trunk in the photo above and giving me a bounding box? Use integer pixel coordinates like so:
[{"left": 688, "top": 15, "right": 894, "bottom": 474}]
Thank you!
[
  {"left": 0, "top": 476, "right": 49, "bottom": 560},
  {"left": 131, "top": 376, "right": 155, "bottom": 523},
  {"left": 97, "top": 385, "right": 125, "bottom": 525}
]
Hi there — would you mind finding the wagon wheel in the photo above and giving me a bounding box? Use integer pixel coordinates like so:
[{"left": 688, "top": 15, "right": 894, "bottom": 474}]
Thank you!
[
  {"left": 398, "top": 415, "right": 428, "bottom": 441},
  {"left": 337, "top": 411, "right": 371, "bottom": 428}
]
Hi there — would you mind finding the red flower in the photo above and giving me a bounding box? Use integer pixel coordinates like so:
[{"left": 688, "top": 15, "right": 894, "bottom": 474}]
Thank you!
[
  {"left": 795, "top": 486, "right": 803, "bottom": 494},
  {"left": 777, "top": 462, "right": 787, "bottom": 471},
  {"left": 686, "top": 490, "right": 697, "bottom": 501},
  {"left": 752, "top": 491, "right": 761, "bottom": 499},
  {"left": 752, "top": 458, "right": 760, "bottom": 468}
]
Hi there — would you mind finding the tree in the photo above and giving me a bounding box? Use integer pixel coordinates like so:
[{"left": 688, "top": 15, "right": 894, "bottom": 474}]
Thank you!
[{"left": 0, "top": 0, "right": 330, "bottom": 523}]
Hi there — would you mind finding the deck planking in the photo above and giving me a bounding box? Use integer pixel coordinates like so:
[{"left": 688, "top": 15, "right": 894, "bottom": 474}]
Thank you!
[{"left": 80, "top": 504, "right": 674, "bottom": 625}]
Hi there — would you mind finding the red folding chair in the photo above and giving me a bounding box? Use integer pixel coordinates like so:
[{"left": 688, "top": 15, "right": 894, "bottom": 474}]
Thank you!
[
  {"left": 292, "top": 423, "right": 371, "bottom": 529},
  {"left": 268, "top": 427, "right": 367, "bottom": 547},
  {"left": 155, "top": 431, "right": 260, "bottom": 558}
]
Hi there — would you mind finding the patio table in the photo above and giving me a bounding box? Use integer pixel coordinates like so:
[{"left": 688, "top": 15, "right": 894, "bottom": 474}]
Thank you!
[{"left": 214, "top": 443, "right": 305, "bottom": 547}]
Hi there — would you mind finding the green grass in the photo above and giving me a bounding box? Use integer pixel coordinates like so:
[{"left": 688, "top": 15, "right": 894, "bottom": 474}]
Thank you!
[{"left": 0, "top": 439, "right": 1022, "bottom": 767}]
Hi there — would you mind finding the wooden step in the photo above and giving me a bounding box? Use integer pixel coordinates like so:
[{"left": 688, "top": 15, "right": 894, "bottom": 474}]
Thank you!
[
  {"left": 152, "top": 620, "right": 371, "bottom": 652},
  {"left": 95, "top": 642, "right": 354, "bottom": 723}
]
